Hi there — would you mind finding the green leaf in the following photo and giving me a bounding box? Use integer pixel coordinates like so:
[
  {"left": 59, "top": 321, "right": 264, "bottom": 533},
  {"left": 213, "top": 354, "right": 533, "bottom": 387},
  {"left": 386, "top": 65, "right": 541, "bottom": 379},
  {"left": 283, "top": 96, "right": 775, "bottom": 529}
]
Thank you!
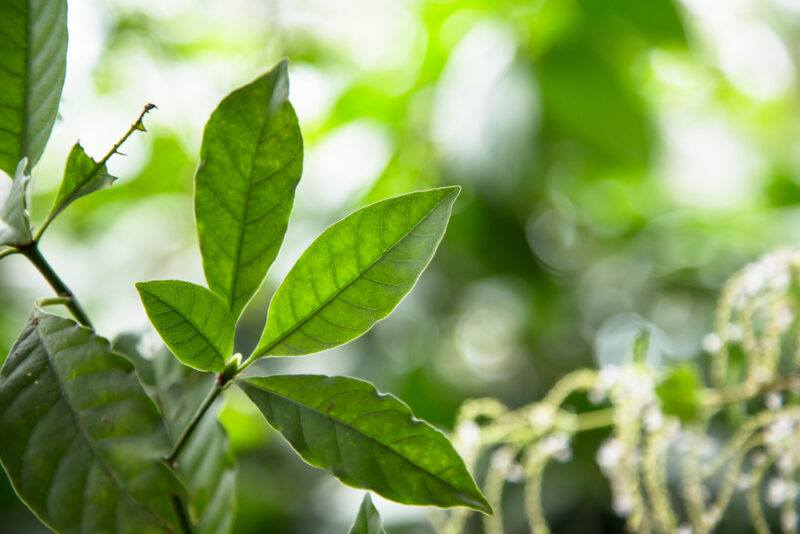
[
  {"left": 0, "top": 0, "right": 68, "bottom": 176},
  {"left": 252, "top": 186, "right": 460, "bottom": 358},
  {"left": 195, "top": 59, "right": 303, "bottom": 319},
  {"left": 0, "top": 158, "right": 32, "bottom": 246},
  {"left": 114, "top": 333, "right": 237, "bottom": 534},
  {"left": 239, "top": 374, "right": 491, "bottom": 513},
  {"left": 47, "top": 142, "right": 117, "bottom": 221},
  {"left": 656, "top": 364, "right": 702, "bottom": 423},
  {"left": 350, "top": 494, "right": 386, "bottom": 534},
  {"left": 0, "top": 310, "right": 184, "bottom": 533},
  {"left": 136, "top": 280, "right": 235, "bottom": 372}
]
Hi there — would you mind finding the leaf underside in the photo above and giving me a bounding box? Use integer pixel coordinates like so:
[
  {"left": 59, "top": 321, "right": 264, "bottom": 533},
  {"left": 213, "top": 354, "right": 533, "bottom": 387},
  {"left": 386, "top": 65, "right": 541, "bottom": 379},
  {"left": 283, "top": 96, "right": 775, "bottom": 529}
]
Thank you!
[
  {"left": 254, "top": 186, "right": 460, "bottom": 358},
  {"left": 0, "top": 159, "right": 32, "bottom": 246},
  {"left": 0, "top": 0, "right": 68, "bottom": 175},
  {"left": 136, "top": 280, "right": 235, "bottom": 372},
  {"left": 349, "top": 494, "right": 386, "bottom": 534},
  {"left": 239, "top": 374, "right": 491, "bottom": 513},
  {"left": 0, "top": 310, "right": 183, "bottom": 533},
  {"left": 114, "top": 333, "right": 237, "bottom": 534},
  {"left": 195, "top": 59, "right": 303, "bottom": 319}
]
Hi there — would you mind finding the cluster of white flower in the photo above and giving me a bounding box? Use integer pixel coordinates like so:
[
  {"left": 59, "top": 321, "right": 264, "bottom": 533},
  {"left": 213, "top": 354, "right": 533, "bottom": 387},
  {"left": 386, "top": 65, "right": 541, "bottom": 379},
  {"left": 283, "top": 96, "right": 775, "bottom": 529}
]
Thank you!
[
  {"left": 736, "top": 249, "right": 797, "bottom": 305},
  {"left": 766, "top": 477, "right": 798, "bottom": 507},
  {"left": 765, "top": 414, "right": 800, "bottom": 483},
  {"left": 597, "top": 438, "right": 625, "bottom": 474},
  {"left": 589, "top": 365, "right": 655, "bottom": 409},
  {"left": 538, "top": 432, "right": 572, "bottom": 463},
  {"left": 527, "top": 404, "right": 555, "bottom": 430}
]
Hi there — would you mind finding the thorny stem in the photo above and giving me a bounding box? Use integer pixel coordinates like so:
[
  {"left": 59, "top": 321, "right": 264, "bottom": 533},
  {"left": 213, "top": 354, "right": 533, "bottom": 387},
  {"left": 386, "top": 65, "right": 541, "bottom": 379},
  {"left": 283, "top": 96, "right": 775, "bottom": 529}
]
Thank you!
[
  {"left": 33, "top": 103, "right": 157, "bottom": 241},
  {"left": 19, "top": 243, "right": 93, "bottom": 328}
]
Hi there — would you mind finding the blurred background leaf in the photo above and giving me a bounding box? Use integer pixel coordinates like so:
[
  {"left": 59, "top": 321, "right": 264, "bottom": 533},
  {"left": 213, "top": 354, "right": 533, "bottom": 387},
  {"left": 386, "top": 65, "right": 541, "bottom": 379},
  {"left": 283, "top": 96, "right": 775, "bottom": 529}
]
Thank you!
[{"left": 2, "top": 0, "right": 800, "bottom": 531}]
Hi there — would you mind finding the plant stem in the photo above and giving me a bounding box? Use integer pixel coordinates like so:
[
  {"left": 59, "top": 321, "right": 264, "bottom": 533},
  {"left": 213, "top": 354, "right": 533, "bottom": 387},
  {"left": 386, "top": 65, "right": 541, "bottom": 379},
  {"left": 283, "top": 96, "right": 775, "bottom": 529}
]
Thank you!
[
  {"left": 0, "top": 247, "right": 19, "bottom": 261},
  {"left": 704, "top": 375, "right": 800, "bottom": 407},
  {"left": 19, "top": 244, "right": 93, "bottom": 328},
  {"left": 166, "top": 375, "right": 225, "bottom": 466},
  {"left": 170, "top": 494, "right": 193, "bottom": 534},
  {"left": 572, "top": 407, "right": 615, "bottom": 432}
]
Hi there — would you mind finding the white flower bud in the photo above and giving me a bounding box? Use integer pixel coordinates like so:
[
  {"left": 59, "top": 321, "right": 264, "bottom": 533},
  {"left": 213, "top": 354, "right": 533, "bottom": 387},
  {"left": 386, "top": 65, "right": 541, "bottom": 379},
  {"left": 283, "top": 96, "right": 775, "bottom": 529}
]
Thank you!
[
  {"left": 701, "top": 333, "right": 723, "bottom": 353},
  {"left": 766, "top": 392, "right": 783, "bottom": 411},
  {"left": 597, "top": 439, "right": 624, "bottom": 474}
]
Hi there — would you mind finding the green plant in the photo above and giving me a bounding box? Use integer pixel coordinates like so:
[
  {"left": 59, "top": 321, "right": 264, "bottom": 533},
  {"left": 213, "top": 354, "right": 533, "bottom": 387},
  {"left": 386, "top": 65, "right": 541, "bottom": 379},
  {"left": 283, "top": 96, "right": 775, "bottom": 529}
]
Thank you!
[
  {"left": 0, "top": 3, "right": 489, "bottom": 532},
  {"left": 435, "top": 249, "right": 800, "bottom": 534}
]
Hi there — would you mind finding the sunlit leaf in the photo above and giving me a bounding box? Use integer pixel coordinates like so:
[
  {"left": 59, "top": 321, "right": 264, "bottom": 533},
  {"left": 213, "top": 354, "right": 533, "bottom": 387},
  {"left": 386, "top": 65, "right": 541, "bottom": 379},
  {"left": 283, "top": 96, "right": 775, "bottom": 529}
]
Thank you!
[
  {"left": 0, "top": 0, "right": 67, "bottom": 175},
  {"left": 195, "top": 59, "right": 303, "bottom": 319},
  {"left": 0, "top": 310, "right": 184, "bottom": 533},
  {"left": 114, "top": 333, "right": 237, "bottom": 534},
  {"left": 239, "top": 374, "right": 491, "bottom": 513},
  {"left": 350, "top": 494, "right": 386, "bottom": 534},
  {"left": 252, "top": 186, "right": 459, "bottom": 358},
  {"left": 136, "top": 280, "right": 235, "bottom": 372},
  {"left": 0, "top": 158, "right": 31, "bottom": 246},
  {"left": 47, "top": 143, "right": 117, "bottom": 221}
]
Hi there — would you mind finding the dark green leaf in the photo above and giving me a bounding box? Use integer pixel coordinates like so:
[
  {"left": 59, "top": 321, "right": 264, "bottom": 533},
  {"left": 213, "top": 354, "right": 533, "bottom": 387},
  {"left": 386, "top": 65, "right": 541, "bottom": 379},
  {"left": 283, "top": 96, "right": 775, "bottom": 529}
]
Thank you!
[
  {"left": 656, "top": 364, "right": 702, "bottom": 423},
  {"left": 239, "top": 374, "right": 491, "bottom": 513},
  {"left": 0, "top": 310, "right": 184, "bottom": 533},
  {"left": 350, "top": 494, "right": 386, "bottom": 534},
  {"left": 0, "top": 159, "right": 32, "bottom": 246},
  {"left": 0, "top": 0, "right": 68, "bottom": 175},
  {"left": 136, "top": 280, "right": 235, "bottom": 372},
  {"left": 252, "top": 186, "right": 459, "bottom": 358},
  {"left": 536, "top": 38, "right": 653, "bottom": 168},
  {"left": 47, "top": 142, "right": 117, "bottom": 221},
  {"left": 114, "top": 333, "right": 237, "bottom": 534},
  {"left": 195, "top": 59, "right": 303, "bottom": 319}
]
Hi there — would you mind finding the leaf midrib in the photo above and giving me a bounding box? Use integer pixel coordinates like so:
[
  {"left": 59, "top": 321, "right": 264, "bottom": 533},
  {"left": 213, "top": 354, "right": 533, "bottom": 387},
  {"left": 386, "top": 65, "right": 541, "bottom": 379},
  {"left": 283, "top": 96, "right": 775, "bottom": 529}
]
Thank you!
[
  {"left": 246, "top": 379, "right": 480, "bottom": 507},
  {"left": 225, "top": 93, "right": 279, "bottom": 316},
  {"left": 256, "top": 190, "right": 455, "bottom": 358},
  {"left": 34, "top": 317, "right": 172, "bottom": 531}
]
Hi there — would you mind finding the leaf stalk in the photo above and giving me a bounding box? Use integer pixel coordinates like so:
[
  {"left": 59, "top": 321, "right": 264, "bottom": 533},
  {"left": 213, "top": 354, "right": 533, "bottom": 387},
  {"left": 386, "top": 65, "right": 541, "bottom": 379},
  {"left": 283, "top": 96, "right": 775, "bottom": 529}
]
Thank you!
[{"left": 166, "top": 373, "right": 227, "bottom": 466}]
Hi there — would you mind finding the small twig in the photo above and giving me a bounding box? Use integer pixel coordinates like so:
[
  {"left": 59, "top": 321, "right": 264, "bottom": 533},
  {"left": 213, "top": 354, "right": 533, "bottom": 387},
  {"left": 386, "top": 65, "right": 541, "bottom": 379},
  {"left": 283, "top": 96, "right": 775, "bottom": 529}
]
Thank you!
[
  {"left": 35, "top": 296, "right": 72, "bottom": 308},
  {"left": 34, "top": 103, "right": 157, "bottom": 241},
  {"left": 19, "top": 243, "right": 93, "bottom": 328},
  {"left": 0, "top": 247, "right": 19, "bottom": 261}
]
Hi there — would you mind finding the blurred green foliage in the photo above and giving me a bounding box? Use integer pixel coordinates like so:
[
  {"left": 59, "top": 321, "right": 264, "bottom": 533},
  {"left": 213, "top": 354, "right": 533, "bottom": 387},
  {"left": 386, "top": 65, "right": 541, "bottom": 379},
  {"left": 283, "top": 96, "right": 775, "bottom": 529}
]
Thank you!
[{"left": 2, "top": 0, "right": 800, "bottom": 531}]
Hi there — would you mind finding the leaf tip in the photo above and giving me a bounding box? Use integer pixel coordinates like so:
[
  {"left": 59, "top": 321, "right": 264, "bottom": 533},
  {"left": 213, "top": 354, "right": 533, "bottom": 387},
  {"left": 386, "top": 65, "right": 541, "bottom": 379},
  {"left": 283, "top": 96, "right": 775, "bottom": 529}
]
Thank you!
[{"left": 474, "top": 497, "right": 493, "bottom": 516}]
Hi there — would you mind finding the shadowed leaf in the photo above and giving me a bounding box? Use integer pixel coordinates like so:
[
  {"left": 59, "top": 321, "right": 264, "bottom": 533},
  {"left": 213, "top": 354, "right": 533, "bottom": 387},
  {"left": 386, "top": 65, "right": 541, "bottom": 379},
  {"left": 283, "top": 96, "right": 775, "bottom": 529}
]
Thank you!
[
  {"left": 350, "top": 494, "right": 386, "bottom": 534},
  {"left": 115, "top": 333, "right": 237, "bottom": 534},
  {"left": 0, "top": 310, "right": 184, "bottom": 533}
]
